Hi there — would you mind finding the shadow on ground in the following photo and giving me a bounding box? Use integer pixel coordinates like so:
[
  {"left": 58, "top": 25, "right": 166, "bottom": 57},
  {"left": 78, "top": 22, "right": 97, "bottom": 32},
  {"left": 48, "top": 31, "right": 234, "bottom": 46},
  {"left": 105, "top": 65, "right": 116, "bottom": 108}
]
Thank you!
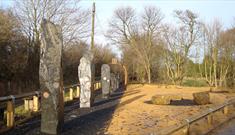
[
  {"left": 2, "top": 85, "right": 144, "bottom": 135},
  {"left": 144, "top": 99, "right": 196, "bottom": 106}
]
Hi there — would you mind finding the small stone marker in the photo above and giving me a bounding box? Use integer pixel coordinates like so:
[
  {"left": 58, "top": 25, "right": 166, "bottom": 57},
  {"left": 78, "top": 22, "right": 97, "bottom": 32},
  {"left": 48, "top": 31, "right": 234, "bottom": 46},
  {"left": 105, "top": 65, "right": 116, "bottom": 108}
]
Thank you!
[
  {"left": 78, "top": 51, "right": 94, "bottom": 108},
  {"left": 101, "top": 64, "right": 111, "bottom": 98},
  {"left": 40, "top": 19, "right": 64, "bottom": 135}
]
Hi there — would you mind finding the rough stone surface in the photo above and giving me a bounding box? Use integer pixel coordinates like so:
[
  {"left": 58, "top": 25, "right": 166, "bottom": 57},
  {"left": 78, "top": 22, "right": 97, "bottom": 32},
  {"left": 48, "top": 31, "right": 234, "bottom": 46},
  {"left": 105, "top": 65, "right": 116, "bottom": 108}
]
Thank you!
[
  {"left": 110, "top": 73, "right": 116, "bottom": 93},
  {"left": 193, "top": 91, "right": 210, "bottom": 105},
  {"left": 101, "top": 64, "right": 110, "bottom": 98},
  {"left": 209, "top": 93, "right": 228, "bottom": 104},
  {"left": 116, "top": 74, "right": 120, "bottom": 90},
  {"left": 151, "top": 94, "right": 182, "bottom": 105},
  {"left": 40, "top": 20, "right": 64, "bottom": 135},
  {"left": 78, "top": 51, "right": 94, "bottom": 108}
]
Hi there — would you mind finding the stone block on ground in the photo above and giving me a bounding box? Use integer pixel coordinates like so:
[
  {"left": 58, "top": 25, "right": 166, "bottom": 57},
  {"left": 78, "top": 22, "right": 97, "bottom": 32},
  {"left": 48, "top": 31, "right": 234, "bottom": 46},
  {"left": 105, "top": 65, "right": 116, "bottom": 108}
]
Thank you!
[
  {"left": 209, "top": 93, "right": 228, "bottom": 104},
  {"left": 151, "top": 94, "right": 182, "bottom": 105},
  {"left": 193, "top": 91, "right": 210, "bottom": 105}
]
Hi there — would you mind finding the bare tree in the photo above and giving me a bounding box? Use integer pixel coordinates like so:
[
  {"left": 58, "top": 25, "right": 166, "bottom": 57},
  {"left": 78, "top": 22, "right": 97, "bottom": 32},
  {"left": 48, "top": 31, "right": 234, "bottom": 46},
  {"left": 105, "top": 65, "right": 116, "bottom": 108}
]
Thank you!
[
  {"left": 163, "top": 10, "right": 200, "bottom": 85},
  {"left": 107, "top": 6, "right": 163, "bottom": 83},
  {"left": 200, "top": 20, "right": 222, "bottom": 87},
  {"left": 12, "top": 0, "right": 91, "bottom": 87},
  {"left": 14, "top": 0, "right": 90, "bottom": 45},
  {"left": 141, "top": 6, "right": 164, "bottom": 83}
]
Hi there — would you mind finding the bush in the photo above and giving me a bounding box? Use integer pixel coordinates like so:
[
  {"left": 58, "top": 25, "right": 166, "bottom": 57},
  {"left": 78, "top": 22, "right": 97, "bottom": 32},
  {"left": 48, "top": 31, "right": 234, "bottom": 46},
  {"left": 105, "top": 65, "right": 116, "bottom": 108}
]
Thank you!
[{"left": 182, "top": 79, "right": 208, "bottom": 87}]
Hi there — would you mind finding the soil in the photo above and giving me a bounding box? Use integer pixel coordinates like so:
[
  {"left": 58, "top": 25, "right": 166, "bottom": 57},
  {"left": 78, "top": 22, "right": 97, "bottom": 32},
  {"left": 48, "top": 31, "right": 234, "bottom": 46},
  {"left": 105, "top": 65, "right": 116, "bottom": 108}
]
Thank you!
[
  {"left": 103, "top": 84, "right": 212, "bottom": 135},
  {"left": 3, "top": 84, "right": 235, "bottom": 135}
]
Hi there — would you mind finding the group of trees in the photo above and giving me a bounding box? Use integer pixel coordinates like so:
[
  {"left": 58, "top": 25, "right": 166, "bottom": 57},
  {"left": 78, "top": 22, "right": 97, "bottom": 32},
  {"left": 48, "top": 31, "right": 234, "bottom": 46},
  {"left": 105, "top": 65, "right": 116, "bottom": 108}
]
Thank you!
[
  {"left": 1, "top": 1, "right": 235, "bottom": 96},
  {"left": 0, "top": 0, "right": 115, "bottom": 96},
  {"left": 107, "top": 6, "right": 235, "bottom": 88}
]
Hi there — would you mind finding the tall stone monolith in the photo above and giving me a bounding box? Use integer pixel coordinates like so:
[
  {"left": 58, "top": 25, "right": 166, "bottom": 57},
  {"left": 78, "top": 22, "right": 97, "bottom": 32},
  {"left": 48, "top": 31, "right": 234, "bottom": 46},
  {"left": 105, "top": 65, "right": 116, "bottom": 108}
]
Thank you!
[
  {"left": 101, "top": 64, "right": 111, "bottom": 98},
  {"left": 40, "top": 19, "right": 64, "bottom": 135},
  {"left": 78, "top": 51, "right": 94, "bottom": 108}
]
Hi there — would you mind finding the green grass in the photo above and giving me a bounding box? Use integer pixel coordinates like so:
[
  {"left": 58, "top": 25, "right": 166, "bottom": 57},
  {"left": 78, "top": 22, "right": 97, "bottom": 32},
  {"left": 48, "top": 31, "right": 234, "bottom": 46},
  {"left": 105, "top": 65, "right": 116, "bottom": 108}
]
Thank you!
[{"left": 182, "top": 79, "right": 208, "bottom": 87}]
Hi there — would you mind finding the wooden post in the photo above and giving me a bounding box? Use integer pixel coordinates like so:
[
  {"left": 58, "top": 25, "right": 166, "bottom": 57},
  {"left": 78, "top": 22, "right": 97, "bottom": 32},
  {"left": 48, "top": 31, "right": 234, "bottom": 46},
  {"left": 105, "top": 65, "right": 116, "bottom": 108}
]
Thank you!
[
  {"left": 223, "top": 106, "right": 228, "bottom": 115},
  {"left": 7, "top": 101, "right": 14, "bottom": 127},
  {"left": 33, "top": 96, "right": 39, "bottom": 112},
  {"left": 94, "top": 83, "right": 96, "bottom": 90},
  {"left": 29, "top": 99, "right": 34, "bottom": 111},
  {"left": 69, "top": 88, "right": 73, "bottom": 100},
  {"left": 76, "top": 86, "right": 80, "bottom": 97},
  {"left": 24, "top": 99, "right": 29, "bottom": 111},
  {"left": 91, "top": 2, "right": 95, "bottom": 50},
  {"left": 182, "top": 127, "right": 189, "bottom": 135},
  {"left": 207, "top": 114, "right": 212, "bottom": 126},
  {"left": 123, "top": 65, "right": 128, "bottom": 86}
]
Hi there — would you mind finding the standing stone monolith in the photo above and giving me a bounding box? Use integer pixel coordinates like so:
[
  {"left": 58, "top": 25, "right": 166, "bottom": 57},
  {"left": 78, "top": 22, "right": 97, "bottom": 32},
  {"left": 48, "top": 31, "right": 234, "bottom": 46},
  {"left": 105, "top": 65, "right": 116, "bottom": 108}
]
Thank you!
[
  {"left": 78, "top": 51, "right": 94, "bottom": 108},
  {"left": 101, "top": 64, "right": 111, "bottom": 98},
  {"left": 110, "top": 73, "right": 116, "bottom": 93},
  {"left": 40, "top": 19, "right": 64, "bottom": 135}
]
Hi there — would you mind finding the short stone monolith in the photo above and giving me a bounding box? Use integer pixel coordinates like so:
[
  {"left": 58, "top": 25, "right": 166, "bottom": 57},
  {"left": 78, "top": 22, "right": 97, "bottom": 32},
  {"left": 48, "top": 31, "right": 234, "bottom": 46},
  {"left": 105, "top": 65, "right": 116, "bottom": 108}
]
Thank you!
[
  {"left": 78, "top": 51, "right": 94, "bottom": 108},
  {"left": 101, "top": 64, "right": 111, "bottom": 98}
]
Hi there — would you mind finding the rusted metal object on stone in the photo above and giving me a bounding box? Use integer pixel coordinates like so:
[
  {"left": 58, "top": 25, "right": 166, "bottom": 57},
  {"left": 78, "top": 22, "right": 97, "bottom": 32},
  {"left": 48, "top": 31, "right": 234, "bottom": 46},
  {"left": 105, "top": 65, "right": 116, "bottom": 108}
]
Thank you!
[
  {"left": 101, "top": 64, "right": 111, "bottom": 98},
  {"left": 40, "top": 19, "right": 64, "bottom": 135},
  {"left": 193, "top": 91, "right": 210, "bottom": 105},
  {"left": 78, "top": 51, "right": 94, "bottom": 108}
]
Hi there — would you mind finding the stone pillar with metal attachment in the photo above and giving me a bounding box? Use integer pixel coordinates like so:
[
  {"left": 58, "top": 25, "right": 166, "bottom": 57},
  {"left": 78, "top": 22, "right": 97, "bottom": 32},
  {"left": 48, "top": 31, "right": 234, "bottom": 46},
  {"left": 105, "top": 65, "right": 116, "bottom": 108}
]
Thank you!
[{"left": 40, "top": 19, "right": 64, "bottom": 135}]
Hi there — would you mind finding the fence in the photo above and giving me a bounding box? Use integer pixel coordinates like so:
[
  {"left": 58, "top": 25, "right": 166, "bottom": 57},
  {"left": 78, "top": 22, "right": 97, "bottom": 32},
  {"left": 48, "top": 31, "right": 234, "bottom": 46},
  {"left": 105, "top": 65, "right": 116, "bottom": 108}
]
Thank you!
[
  {"left": 156, "top": 97, "right": 235, "bottom": 135},
  {"left": 0, "top": 80, "right": 102, "bottom": 128}
]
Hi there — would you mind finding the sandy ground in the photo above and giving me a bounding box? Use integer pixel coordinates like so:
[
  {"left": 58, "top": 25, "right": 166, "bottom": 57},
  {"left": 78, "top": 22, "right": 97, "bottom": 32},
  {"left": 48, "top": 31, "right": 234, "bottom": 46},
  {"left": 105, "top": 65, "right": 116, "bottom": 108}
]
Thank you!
[
  {"left": 4, "top": 84, "right": 234, "bottom": 135},
  {"left": 104, "top": 84, "right": 212, "bottom": 135}
]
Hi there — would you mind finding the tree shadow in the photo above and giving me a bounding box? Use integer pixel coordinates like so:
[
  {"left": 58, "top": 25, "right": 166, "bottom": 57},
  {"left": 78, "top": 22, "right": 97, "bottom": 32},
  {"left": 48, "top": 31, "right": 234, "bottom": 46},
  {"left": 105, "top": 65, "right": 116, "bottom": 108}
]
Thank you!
[
  {"left": 62, "top": 93, "right": 145, "bottom": 135},
  {"left": 1, "top": 85, "right": 144, "bottom": 135}
]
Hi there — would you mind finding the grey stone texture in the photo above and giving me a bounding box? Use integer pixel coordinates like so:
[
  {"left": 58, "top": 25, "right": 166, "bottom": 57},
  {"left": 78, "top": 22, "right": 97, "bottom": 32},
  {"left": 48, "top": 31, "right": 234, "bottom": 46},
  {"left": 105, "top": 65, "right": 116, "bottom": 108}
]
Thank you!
[
  {"left": 78, "top": 51, "right": 94, "bottom": 108},
  {"left": 101, "top": 64, "right": 111, "bottom": 98},
  {"left": 193, "top": 91, "right": 210, "bottom": 105},
  {"left": 39, "top": 19, "right": 64, "bottom": 135}
]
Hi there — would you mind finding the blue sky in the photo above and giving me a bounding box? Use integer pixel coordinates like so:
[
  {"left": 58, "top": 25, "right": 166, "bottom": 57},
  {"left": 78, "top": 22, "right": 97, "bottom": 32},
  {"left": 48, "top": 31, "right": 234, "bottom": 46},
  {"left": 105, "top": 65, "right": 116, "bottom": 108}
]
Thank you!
[
  {"left": 1, "top": 0, "right": 235, "bottom": 58},
  {"left": 1, "top": 0, "right": 235, "bottom": 43}
]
